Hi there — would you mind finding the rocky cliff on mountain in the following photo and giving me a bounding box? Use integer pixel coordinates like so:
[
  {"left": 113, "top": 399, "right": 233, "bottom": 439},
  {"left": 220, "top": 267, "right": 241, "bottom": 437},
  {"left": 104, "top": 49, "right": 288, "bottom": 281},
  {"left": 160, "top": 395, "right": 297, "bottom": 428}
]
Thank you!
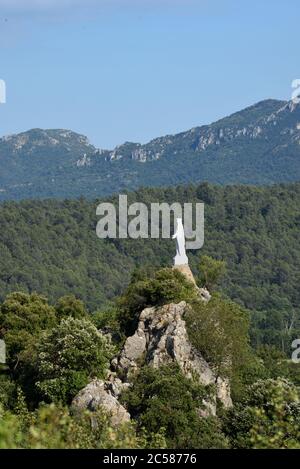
[
  {"left": 111, "top": 301, "right": 232, "bottom": 410},
  {"left": 72, "top": 283, "right": 232, "bottom": 425},
  {"left": 2, "top": 98, "right": 300, "bottom": 200}
]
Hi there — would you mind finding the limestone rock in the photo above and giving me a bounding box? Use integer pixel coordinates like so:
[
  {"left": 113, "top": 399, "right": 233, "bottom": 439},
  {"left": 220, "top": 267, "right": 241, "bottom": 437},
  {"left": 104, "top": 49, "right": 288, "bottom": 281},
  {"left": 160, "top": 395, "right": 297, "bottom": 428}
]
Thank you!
[
  {"left": 71, "top": 378, "right": 130, "bottom": 427},
  {"left": 72, "top": 289, "right": 231, "bottom": 423},
  {"left": 216, "top": 377, "right": 232, "bottom": 408},
  {"left": 115, "top": 301, "right": 232, "bottom": 413},
  {"left": 197, "top": 287, "right": 211, "bottom": 302},
  {"left": 106, "top": 374, "right": 131, "bottom": 398}
]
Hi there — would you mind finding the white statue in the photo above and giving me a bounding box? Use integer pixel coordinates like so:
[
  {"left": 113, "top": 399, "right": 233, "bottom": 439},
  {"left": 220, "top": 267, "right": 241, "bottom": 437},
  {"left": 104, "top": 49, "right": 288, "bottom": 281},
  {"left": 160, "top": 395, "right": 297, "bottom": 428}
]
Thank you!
[{"left": 172, "top": 218, "right": 188, "bottom": 265}]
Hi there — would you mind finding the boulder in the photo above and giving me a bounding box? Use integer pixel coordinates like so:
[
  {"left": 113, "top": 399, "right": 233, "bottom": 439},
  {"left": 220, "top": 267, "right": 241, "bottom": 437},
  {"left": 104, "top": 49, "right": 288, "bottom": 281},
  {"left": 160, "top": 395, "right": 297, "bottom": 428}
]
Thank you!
[{"left": 71, "top": 378, "right": 130, "bottom": 427}]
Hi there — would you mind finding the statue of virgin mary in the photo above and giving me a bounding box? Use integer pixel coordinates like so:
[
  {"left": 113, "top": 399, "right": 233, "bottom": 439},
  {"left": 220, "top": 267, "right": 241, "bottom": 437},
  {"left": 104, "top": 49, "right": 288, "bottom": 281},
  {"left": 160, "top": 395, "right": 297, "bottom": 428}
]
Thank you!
[{"left": 172, "top": 218, "right": 188, "bottom": 266}]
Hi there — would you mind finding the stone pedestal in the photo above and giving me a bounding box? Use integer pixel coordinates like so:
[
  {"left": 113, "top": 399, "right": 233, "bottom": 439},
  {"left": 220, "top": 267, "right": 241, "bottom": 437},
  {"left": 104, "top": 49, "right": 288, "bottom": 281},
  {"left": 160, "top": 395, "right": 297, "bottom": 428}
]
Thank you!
[
  {"left": 173, "top": 264, "right": 211, "bottom": 302},
  {"left": 173, "top": 264, "right": 197, "bottom": 285},
  {"left": 174, "top": 253, "right": 189, "bottom": 266}
]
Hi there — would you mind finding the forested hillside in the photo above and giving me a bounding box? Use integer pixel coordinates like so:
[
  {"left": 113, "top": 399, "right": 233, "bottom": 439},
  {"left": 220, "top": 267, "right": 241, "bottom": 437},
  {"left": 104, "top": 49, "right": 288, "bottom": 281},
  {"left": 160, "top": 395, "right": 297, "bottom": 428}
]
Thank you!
[
  {"left": 0, "top": 182, "right": 299, "bottom": 351},
  {"left": 1, "top": 99, "right": 300, "bottom": 200}
]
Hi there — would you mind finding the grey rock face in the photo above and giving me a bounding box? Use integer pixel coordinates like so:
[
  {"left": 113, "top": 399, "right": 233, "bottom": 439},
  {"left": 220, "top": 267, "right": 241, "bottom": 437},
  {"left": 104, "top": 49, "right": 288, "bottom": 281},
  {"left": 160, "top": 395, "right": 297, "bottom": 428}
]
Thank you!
[
  {"left": 71, "top": 378, "right": 130, "bottom": 427},
  {"left": 72, "top": 299, "right": 232, "bottom": 424},
  {"left": 115, "top": 301, "right": 232, "bottom": 413},
  {"left": 197, "top": 287, "right": 211, "bottom": 303}
]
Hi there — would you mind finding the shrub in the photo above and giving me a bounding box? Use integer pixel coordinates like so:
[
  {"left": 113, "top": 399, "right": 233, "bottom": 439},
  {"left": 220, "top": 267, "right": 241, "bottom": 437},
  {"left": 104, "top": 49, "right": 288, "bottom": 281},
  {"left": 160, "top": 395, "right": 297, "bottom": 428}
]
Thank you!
[
  {"left": 55, "top": 295, "right": 87, "bottom": 320},
  {"left": 198, "top": 255, "right": 226, "bottom": 291},
  {"left": 185, "top": 294, "right": 254, "bottom": 397},
  {"left": 34, "top": 317, "right": 115, "bottom": 404},
  {"left": 0, "top": 292, "right": 57, "bottom": 372},
  {"left": 0, "top": 405, "right": 22, "bottom": 449},
  {"left": 223, "top": 378, "right": 300, "bottom": 448},
  {"left": 120, "top": 364, "right": 228, "bottom": 449},
  {"left": 118, "top": 268, "right": 197, "bottom": 335}
]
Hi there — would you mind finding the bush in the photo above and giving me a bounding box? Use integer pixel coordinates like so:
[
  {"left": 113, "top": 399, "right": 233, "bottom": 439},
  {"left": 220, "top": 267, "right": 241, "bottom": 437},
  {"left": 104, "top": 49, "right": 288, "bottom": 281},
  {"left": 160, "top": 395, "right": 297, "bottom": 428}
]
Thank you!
[
  {"left": 118, "top": 268, "right": 197, "bottom": 335},
  {"left": 185, "top": 294, "right": 254, "bottom": 397},
  {"left": 0, "top": 401, "right": 164, "bottom": 449},
  {"left": 198, "top": 255, "right": 226, "bottom": 291},
  {"left": 55, "top": 295, "right": 87, "bottom": 320},
  {"left": 34, "top": 317, "right": 115, "bottom": 404},
  {"left": 0, "top": 405, "right": 22, "bottom": 449},
  {"left": 120, "top": 364, "right": 228, "bottom": 449},
  {"left": 91, "top": 307, "right": 124, "bottom": 347},
  {"left": 0, "top": 374, "right": 16, "bottom": 410},
  {"left": 0, "top": 292, "right": 57, "bottom": 372},
  {"left": 24, "top": 404, "right": 142, "bottom": 449},
  {"left": 223, "top": 378, "right": 300, "bottom": 448}
]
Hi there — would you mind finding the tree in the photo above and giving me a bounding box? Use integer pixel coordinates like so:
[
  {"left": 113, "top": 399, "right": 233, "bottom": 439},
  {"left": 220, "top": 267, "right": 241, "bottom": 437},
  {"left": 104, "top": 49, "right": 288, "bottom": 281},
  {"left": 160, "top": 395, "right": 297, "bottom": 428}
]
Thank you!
[
  {"left": 198, "top": 255, "right": 226, "bottom": 291},
  {"left": 0, "top": 405, "right": 22, "bottom": 449},
  {"left": 22, "top": 404, "right": 143, "bottom": 449},
  {"left": 0, "top": 402, "right": 164, "bottom": 449},
  {"left": 0, "top": 292, "right": 57, "bottom": 372},
  {"left": 120, "top": 364, "right": 228, "bottom": 449},
  {"left": 55, "top": 295, "right": 87, "bottom": 320},
  {"left": 34, "top": 317, "right": 115, "bottom": 404},
  {"left": 185, "top": 294, "right": 254, "bottom": 398},
  {"left": 223, "top": 378, "right": 300, "bottom": 448},
  {"left": 118, "top": 268, "right": 197, "bottom": 336}
]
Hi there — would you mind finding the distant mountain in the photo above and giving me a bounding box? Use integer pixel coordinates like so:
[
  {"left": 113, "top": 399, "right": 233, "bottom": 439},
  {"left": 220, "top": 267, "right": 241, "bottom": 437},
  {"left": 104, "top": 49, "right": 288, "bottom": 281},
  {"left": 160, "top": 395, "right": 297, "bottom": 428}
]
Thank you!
[{"left": 1, "top": 98, "right": 300, "bottom": 200}]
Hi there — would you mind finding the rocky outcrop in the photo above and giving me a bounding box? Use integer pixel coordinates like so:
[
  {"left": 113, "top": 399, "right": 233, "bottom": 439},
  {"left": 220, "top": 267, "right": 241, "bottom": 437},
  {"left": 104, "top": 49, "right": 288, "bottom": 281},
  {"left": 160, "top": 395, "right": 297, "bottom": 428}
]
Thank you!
[
  {"left": 112, "top": 301, "right": 232, "bottom": 414},
  {"left": 72, "top": 275, "right": 231, "bottom": 423},
  {"left": 71, "top": 378, "right": 130, "bottom": 427}
]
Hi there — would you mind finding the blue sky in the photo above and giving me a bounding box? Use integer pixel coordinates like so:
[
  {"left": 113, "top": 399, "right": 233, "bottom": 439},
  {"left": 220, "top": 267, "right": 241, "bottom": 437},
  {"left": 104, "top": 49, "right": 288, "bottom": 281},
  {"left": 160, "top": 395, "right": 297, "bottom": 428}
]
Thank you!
[{"left": 0, "top": 0, "right": 299, "bottom": 148}]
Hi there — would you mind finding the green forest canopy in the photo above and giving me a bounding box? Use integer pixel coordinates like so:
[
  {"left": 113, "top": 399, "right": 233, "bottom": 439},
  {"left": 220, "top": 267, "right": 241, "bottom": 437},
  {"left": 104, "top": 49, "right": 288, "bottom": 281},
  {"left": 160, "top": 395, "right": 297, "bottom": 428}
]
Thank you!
[{"left": 0, "top": 182, "right": 299, "bottom": 351}]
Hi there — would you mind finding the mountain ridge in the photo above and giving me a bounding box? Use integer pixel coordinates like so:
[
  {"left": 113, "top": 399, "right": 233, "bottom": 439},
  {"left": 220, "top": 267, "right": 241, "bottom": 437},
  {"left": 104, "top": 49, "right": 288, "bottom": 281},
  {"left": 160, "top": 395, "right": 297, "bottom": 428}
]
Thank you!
[{"left": 1, "top": 98, "right": 300, "bottom": 200}]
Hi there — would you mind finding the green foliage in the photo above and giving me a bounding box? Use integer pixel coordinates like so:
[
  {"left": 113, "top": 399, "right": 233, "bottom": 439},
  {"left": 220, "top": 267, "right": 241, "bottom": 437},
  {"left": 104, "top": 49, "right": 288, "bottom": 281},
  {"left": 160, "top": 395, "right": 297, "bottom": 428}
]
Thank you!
[
  {"left": 0, "top": 290, "right": 119, "bottom": 409},
  {"left": 223, "top": 378, "right": 300, "bottom": 448},
  {"left": 33, "top": 317, "right": 114, "bottom": 404},
  {"left": 0, "top": 374, "right": 16, "bottom": 409},
  {"left": 0, "top": 405, "right": 23, "bottom": 449},
  {"left": 25, "top": 405, "right": 140, "bottom": 449},
  {"left": 198, "top": 255, "right": 226, "bottom": 290},
  {"left": 0, "top": 402, "right": 165, "bottom": 449},
  {"left": 0, "top": 180, "right": 300, "bottom": 448},
  {"left": 117, "top": 268, "right": 197, "bottom": 335},
  {"left": 251, "top": 308, "right": 300, "bottom": 355},
  {"left": 0, "top": 292, "right": 57, "bottom": 371},
  {"left": 91, "top": 307, "right": 124, "bottom": 348},
  {"left": 185, "top": 294, "right": 254, "bottom": 396},
  {"left": 121, "top": 364, "right": 228, "bottom": 449},
  {"left": 55, "top": 295, "right": 87, "bottom": 320},
  {"left": 255, "top": 345, "right": 300, "bottom": 386},
  {"left": 1, "top": 182, "right": 300, "bottom": 349}
]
